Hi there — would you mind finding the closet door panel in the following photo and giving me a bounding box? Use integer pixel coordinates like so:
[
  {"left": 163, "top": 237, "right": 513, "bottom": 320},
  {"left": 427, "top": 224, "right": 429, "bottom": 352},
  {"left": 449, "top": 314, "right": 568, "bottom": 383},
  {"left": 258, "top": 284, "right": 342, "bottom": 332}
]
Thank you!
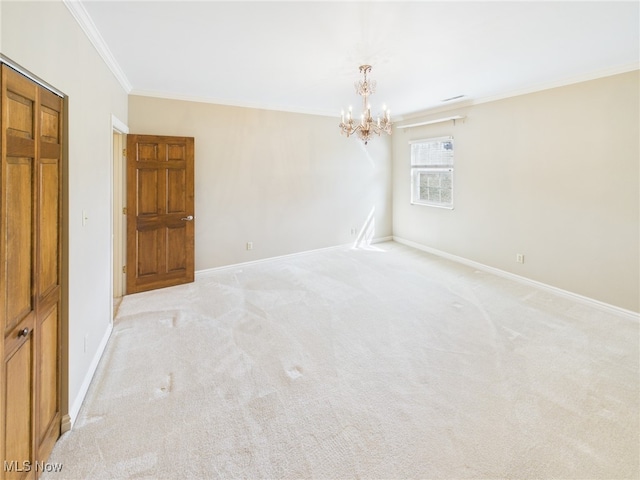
[
  {"left": 6, "top": 90, "right": 33, "bottom": 140},
  {"left": 36, "top": 303, "right": 59, "bottom": 457},
  {"left": 34, "top": 84, "right": 62, "bottom": 466},
  {"left": 37, "top": 86, "right": 61, "bottom": 302},
  {"left": 39, "top": 105, "right": 59, "bottom": 144},
  {"left": 3, "top": 324, "right": 35, "bottom": 480},
  {"left": 3, "top": 158, "right": 34, "bottom": 331},
  {"left": 3, "top": 69, "right": 36, "bottom": 335},
  {"left": 37, "top": 159, "right": 59, "bottom": 299},
  {"left": 2, "top": 64, "right": 39, "bottom": 480}
]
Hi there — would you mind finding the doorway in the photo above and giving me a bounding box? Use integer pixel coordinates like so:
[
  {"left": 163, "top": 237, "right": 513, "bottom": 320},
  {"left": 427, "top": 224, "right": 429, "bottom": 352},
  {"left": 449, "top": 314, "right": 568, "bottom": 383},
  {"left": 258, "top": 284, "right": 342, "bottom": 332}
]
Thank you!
[{"left": 111, "top": 116, "right": 128, "bottom": 318}]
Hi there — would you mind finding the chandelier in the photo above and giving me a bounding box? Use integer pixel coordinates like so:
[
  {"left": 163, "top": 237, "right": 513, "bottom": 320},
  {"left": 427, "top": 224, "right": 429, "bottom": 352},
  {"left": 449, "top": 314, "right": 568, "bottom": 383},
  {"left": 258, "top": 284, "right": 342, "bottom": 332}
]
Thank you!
[{"left": 339, "top": 65, "right": 392, "bottom": 145}]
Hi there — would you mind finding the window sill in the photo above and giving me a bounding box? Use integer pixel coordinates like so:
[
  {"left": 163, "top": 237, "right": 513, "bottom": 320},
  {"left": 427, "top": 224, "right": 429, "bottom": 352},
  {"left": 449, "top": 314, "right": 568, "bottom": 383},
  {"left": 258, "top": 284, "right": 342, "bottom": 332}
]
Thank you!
[{"left": 410, "top": 202, "right": 454, "bottom": 210}]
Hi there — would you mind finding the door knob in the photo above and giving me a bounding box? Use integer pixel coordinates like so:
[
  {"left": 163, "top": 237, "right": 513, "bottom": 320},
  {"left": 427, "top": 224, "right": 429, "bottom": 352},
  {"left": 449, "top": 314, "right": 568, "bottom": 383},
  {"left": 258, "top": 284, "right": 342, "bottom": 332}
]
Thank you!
[
  {"left": 181, "top": 215, "right": 194, "bottom": 221},
  {"left": 18, "top": 328, "right": 29, "bottom": 337}
]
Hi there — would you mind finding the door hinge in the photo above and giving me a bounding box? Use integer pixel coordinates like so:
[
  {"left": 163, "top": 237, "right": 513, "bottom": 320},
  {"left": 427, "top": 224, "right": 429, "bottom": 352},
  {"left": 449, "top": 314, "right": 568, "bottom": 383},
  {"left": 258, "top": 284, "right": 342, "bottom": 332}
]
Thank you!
[
  {"left": 122, "top": 148, "right": 127, "bottom": 158},
  {"left": 122, "top": 265, "right": 127, "bottom": 274},
  {"left": 122, "top": 207, "right": 127, "bottom": 215}
]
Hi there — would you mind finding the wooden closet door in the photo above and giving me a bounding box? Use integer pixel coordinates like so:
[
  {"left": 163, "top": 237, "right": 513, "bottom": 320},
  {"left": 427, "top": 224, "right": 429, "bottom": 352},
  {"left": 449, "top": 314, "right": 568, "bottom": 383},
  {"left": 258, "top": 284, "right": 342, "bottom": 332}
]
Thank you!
[
  {"left": 0, "top": 65, "right": 62, "bottom": 479},
  {"left": 34, "top": 83, "right": 62, "bottom": 466},
  {"left": 1, "top": 64, "right": 39, "bottom": 480}
]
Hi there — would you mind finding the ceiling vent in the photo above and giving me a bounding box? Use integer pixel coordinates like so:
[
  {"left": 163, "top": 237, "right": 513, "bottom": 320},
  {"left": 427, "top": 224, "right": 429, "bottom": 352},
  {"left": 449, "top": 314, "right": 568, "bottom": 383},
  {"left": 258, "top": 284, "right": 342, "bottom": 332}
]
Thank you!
[{"left": 441, "top": 94, "right": 466, "bottom": 102}]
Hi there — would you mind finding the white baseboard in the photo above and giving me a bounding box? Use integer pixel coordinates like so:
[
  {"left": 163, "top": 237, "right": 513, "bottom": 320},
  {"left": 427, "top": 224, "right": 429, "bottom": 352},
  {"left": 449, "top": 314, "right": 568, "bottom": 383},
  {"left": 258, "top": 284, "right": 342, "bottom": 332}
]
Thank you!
[
  {"left": 67, "top": 321, "right": 113, "bottom": 429},
  {"left": 372, "top": 236, "right": 393, "bottom": 244},
  {"left": 196, "top": 237, "right": 393, "bottom": 277},
  {"left": 393, "top": 236, "right": 639, "bottom": 322}
]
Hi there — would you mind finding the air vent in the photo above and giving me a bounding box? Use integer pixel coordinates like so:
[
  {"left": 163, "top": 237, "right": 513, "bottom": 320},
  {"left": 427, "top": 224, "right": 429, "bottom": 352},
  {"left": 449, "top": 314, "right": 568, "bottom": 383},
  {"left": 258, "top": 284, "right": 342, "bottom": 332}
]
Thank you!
[{"left": 441, "top": 94, "right": 465, "bottom": 102}]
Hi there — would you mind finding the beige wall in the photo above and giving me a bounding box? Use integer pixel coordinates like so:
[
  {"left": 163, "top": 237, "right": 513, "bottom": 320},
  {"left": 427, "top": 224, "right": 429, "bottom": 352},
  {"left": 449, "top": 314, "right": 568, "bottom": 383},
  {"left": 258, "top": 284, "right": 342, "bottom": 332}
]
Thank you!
[
  {"left": 128, "top": 95, "right": 393, "bottom": 270},
  {"left": 2, "top": 1, "right": 129, "bottom": 420},
  {"left": 393, "top": 71, "right": 640, "bottom": 313}
]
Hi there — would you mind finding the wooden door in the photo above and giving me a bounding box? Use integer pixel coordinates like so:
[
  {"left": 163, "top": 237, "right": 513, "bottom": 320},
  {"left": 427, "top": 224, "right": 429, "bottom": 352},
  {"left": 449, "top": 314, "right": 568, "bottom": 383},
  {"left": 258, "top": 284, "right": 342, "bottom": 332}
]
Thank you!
[
  {"left": 1, "top": 66, "right": 36, "bottom": 480},
  {"left": 126, "top": 135, "right": 194, "bottom": 294},
  {"left": 1, "top": 65, "right": 62, "bottom": 479},
  {"left": 34, "top": 83, "right": 62, "bottom": 466}
]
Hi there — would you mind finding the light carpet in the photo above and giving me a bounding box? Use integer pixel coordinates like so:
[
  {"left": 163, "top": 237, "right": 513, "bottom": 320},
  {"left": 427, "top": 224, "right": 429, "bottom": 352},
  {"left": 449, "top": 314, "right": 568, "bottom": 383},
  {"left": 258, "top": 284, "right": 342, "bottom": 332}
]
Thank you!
[{"left": 44, "top": 242, "right": 639, "bottom": 479}]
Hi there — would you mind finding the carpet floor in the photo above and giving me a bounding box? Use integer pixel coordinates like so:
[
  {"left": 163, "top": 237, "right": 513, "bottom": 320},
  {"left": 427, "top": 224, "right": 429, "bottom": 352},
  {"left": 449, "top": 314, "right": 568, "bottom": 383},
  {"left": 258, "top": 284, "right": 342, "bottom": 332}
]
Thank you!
[{"left": 44, "top": 242, "right": 639, "bottom": 479}]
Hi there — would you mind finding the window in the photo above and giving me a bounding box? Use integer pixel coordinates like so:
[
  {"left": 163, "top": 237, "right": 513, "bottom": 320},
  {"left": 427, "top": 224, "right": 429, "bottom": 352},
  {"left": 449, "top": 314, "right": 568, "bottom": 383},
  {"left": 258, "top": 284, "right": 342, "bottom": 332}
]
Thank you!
[{"left": 410, "top": 136, "right": 454, "bottom": 209}]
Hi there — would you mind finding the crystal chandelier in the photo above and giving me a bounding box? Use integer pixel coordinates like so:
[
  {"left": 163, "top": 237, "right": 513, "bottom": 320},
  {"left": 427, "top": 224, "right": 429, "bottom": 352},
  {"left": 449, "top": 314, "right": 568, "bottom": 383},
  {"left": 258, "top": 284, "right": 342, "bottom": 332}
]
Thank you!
[{"left": 339, "top": 65, "right": 392, "bottom": 145}]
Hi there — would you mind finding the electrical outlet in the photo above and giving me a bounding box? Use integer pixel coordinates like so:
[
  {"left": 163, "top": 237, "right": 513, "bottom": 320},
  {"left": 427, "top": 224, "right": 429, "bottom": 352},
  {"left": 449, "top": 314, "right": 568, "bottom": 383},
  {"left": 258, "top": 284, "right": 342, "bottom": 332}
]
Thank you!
[
  {"left": 246, "top": 242, "right": 253, "bottom": 251},
  {"left": 83, "top": 334, "right": 88, "bottom": 353},
  {"left": 516, "top": 253, "right": 525, "bottom": 264}
]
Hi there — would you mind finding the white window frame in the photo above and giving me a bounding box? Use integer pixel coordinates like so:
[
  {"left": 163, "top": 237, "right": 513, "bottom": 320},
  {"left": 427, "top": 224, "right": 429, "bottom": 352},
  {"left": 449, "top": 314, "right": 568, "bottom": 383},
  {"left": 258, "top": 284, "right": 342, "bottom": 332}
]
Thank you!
[{"left": 410, "top": 136, "right": 454, "bottom": 209}]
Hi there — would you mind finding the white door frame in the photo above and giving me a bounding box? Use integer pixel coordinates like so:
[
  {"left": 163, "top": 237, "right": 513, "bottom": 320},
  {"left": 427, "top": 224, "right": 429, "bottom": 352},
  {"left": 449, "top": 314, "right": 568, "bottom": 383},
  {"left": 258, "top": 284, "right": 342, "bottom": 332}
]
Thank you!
[{"left": 110, "top": 114, "right": 129, "bottom": 320}]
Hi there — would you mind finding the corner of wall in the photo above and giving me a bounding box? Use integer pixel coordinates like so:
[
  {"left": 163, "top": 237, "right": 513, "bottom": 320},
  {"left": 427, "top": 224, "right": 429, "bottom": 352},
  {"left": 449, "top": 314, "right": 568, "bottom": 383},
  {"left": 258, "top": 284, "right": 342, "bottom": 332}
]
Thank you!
[{"left": 67, "top": 321, "right": 113, "bottom": 429}]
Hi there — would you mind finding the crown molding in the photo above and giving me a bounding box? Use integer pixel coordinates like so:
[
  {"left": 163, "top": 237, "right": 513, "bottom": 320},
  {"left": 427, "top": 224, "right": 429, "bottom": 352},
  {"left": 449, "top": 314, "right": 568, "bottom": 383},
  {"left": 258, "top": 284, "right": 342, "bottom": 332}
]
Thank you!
[
  {"left": 129, "top": 89, "right": 338, "bottom": 118},
  {"left": 399, "top": 62, "right": 640, "bottom": 122},
  {"left": 471, "top": 61, "right": 640, "bottom": 108},
  {"left": 63, "top": 0, "right": 132, "bottom": 93},
  {"left": 57, "top": 1, "right": 639, "bottom": 121}
]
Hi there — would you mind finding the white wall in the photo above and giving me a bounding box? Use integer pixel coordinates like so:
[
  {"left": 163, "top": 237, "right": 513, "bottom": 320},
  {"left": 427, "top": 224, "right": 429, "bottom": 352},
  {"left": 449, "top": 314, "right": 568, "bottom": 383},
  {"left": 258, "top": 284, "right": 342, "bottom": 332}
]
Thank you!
[
  {"left": 1, "top": 1, "right": 129, "bottom": 420},
  {"left": 128, "top": 95, "right": 393, "bottom": 270},
  {"left": 393, "top": 71, "right": 640, "bottom": 313}
]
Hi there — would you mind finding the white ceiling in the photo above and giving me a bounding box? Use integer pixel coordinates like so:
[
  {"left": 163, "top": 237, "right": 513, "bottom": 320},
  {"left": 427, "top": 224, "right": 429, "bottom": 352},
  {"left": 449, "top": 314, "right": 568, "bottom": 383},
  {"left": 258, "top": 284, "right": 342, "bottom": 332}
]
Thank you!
[{"left": 79, "top": 1, "right": 639, "bottom": 119}]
